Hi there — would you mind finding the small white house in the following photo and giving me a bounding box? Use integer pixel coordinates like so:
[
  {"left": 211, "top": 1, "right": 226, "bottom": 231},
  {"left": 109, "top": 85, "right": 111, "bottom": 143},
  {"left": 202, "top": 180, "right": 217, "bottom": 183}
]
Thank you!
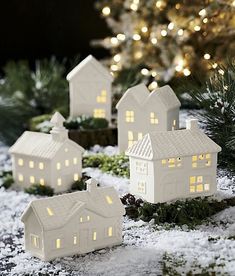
[
  {"left": 116, "top": 83, "right": 181, "bottom": 152},
  {"left": 9, "top": 112, "right": 84, "bottom": 193},
  {"left": 126, "top": 119, "right": 221, "bottom": 203},
  {"left": 67, "top": 55, "right": 113, "bottom": 122},
  {"left": 21, "top": 178, "right": 125, "bottom": 261}
]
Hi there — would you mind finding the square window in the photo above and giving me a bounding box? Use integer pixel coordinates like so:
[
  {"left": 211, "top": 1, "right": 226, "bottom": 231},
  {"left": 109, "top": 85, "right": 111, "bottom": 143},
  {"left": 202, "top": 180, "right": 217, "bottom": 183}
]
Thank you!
[
  {"left": 29, "top": 161, "right": 34, "bottom": 168},
  {"left": 190, "top": 176, "right": 196, "bottom": 184},
  {"left": 192, "top": 162, "right": 197, "bottom": 168},
  {"left": 30, "top": 176, "right": 35, "bottom": 184},
  {"left": 18, "top": 158, "right": 24, "bottom": 166},
  {"left": 197, "top": 176, "right": 203, "bottom": 183},
  {"left": 39, "top": 178, "right": 45, "bottom": 186},
  {"left": 39, "top": 162, "right": 44, "bottom": 170},
  {"left": 150, "top": 112, "right": 158, "bottom": 124},
  {"left": 190, "top": 186, "right": 195, "bottom": 193},
  {"left": 18, "top": 174, "right": 24, "bottom": 182},
  {"left": 94, "top": 109, "right": 106, "bottom": 118},
  {"left": 199, "top": 154, "right": 204, "bottom": 160},
  {"left": 125, "top": 110, "right": 134, "bottom": 122},
  {"left": 196, "top": 184, "right": 203, "bottom": 192},
  {"left": 204, "top": 184, "right": 210, "bottom": 191},
  {"left": 162, "top": 159, "right": 166, "bottom": 165},
  {"left": 192, "top": 156, "right": 197, "bottom": 161}
]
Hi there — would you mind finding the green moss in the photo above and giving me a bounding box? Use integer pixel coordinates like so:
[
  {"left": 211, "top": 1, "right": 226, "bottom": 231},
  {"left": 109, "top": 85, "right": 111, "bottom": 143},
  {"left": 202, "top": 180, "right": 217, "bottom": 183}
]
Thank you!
[{"left": 25, "top": 184, "right": 54, "bottom": 196}]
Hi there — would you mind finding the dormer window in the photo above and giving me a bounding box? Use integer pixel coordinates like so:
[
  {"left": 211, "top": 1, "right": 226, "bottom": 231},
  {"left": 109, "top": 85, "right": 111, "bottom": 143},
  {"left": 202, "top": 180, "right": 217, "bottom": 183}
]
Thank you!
[{"left": 126, "top": 111, "right": 134, "bottom": 122}]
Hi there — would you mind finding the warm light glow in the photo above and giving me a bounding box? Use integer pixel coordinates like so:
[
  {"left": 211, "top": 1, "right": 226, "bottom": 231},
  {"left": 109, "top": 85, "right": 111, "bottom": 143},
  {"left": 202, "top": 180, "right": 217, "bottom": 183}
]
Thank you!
[
  {"left": 80, "top": 217, "right": 83, "bottom": 223},
  {"left": 141, "top": 68, "right": 149, "bottom": 75},
  {"left": 175, "top": 3, "right": 181, "bottom": 9},
  {"left": 192, "top": 162, "right": 197, "bottom": 168},
  {"left": 151, "top": 71, "right": 157, "bottom": 77},
  {"left": 73, "top": 236, "right": 77, "bottom": 245},
  {"left": 106, "top": 195, "right": 113, "bottom": 204},
  {"left": 56, "top": 162, "right": 61, "bottom": 170},
  {"left": 141, "top": 26, "right": 148, "bottom": 33},
  {"left": 148, "top": 81, "right": 158, "bottom": 90},
  {"left": 232, "top": 0, "right": 235, "bottom": 6},
  {"left": 203, "top": 18, "right": 208, "bottom": 23},
  {"left": 133, "top": 34, "right": 141, "bottom": 41},
  {"left": 150, "top": 112, "right": 158, "bottom": 124},
  {"left": 97, "top": 90, "right": 107, "bottom": 103},
  {"left": 151, "top": 38, "right": 158, "bottom": 45},
  {"left": 114, "top": 54, "right": 121, "bottom": 62},
  {"left": 162, "top": 159, "right": 166, "bottom": 165},
  {"left": 57, "top": 178, "right": 62, "bottom": 186},
  {"left": 196, "top": 184, "right": 203, "bottom": 192},
  {"left": 177, "top": 29, "right": 184, "bottom": 36},
  {"left": 190, "top": 186, "right": 195, "bottom": 193},
  {"left": 130, "top": 3, "right": 138, "bottom": 11},
  {"left": 192, "top": 155, "right": 197, "bottom": 161},
  {"left": 168, "top": 22, "right": 174, "bottom": 30},
  {"left": 218, "top": 69, "right": 224, "bottom": 75},
  {"left": 93, "top": 231, "right": 97, "bottom": 241},
  {"left": 18, "top": 174, "right": 24, "bottom": 182},
  {"left": 199, "top": 9, "right": 206, "bottom": 17},
  {"left": 65, "top": 148, "right": 68, "bottom": 152},
  {"left": 39, "top": 178, "right": 45, "bottom": 186},
  {"left": 128, "top": 131, "right": 134, "bottom": 147},
  {"left": 204, "top": 53, "right": 211, "bottom": 60},
  {"left": 212, "top": 63, "right": 218, "bottom": 69},
  {"left": 74, "top": 174, "right": 79, "bottom": 181},
  {"left": 18, "top": 158, "right": 24, "bottom": 166},
  {"left": 110, "top": 37, "right": 119, "bottom": 45},
  {"left": 29, "top": 161, "right": 34, "bottom": 168},
  {"left": 39, "top": 162, "right": 44, "bottom": 170},
  {"left": 134, "top": 51, "right": 143, "bottom": 59},
  {"left": 126, "top": 110, "right": 134, "bottom": 122},
  {"left": 117, "top": 33, "right": 126, "bottom": 41},
  {"left": 183, "top": 68, "right": 191, "bottom": 76},
  {"left": 204, "top": 184, "right": 210, "bottom": 191},
  {"left": 30, "top": 176, "right": 35, "bottom": 184},
  {"left": 102, "top": 6, "right": 111, "bottom": 16},
  {"left": 73, "top": 157, "right": 77, "bottom": 165},
  {"left": 87, "top": 215, "right": 90, "bottom": 221},
  {"left": 190, "top": 176, "right": 196, "bottom": 184},
  {"left": 56, "top": 238, "right": 61, "bottom": 249},
  {"left": 197, "top": 176, "right": 203, "bottom": 183},
  {"left": 156, "top": 0, "right": 165, "bottom": 9},
  {"left": 206, "top": 160, "right": 211, "bottom": 166},
  {"left": 194, "top": 25, "right": 201, "bottom": 32},
  {"left": 111, "top": 64, "right": 119, "bottom": 71},
  {"left": 94, "top": 109, "right": 106, "bottom": 118},
  {"left": 138, "top": 132, "right": 143, "bottom": 140},
  {"left": 47, "top": 207, "right": 54, "bottom": 216},
  {"left": 206, "top": 154, "right": 211, "bottom": 159},
  {"left": 65, "top": 160, "right": 69, "bottom": 167},
  {"left": 161, "top": 30, "right": 167, "bottom": 37},
  {"left": 108, "top": 226, "right": 113, "bottom": 237}
]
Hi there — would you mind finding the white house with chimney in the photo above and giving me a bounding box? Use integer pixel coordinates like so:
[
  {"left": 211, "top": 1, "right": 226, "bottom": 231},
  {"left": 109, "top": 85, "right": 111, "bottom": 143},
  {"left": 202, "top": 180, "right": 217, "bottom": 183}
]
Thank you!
[
  {"left": 9, "top": 112, "right": 84, "bottom": 193},
  {"left": 126, "top": 119, "right": 221, "bottom": 203},
  {"left": 66, "top": 55, "right": 113, "bottom": 123},
  {"left": 21, "top": 178, "right": 125, "bottom": 261},
  {"left": 116, "top": 83, "right": 181, "bottom": 152}
]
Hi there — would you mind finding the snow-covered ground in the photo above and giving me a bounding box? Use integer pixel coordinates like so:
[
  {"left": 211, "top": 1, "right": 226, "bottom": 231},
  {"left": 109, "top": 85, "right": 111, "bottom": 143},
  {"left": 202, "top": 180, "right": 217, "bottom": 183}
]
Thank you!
[{"left": 1, "top": 110, "right": 235, "bottom": 275}]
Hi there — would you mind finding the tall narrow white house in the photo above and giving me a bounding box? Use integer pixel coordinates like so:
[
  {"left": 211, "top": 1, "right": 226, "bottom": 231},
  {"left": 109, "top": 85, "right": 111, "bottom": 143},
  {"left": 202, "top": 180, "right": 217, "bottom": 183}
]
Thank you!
[
  {"left": 21, "top": 178, "right": 125, "bottom": 261},
  {"left": 67, "top": 55, "right": 113, "bottom": 122},
  {"left": 116, "top": 83, "right": 181, "bottom": 152},
  {"left": 9, "top": 112, "right": 84, "bottom": 193},
  {"left": 126, "top": 119, "right": 221, "bottom": 203}
]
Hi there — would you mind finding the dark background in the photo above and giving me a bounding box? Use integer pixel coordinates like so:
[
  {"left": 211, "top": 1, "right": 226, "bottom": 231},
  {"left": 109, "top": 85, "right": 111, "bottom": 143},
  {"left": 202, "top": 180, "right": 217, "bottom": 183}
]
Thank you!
[{"left": 0, "top": 0, "right": 110, "bottom": 68}]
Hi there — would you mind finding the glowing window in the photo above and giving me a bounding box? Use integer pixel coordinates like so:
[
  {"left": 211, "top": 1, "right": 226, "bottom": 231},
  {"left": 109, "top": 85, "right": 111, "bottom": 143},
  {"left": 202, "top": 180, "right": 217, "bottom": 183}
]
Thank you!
[
  {"left": 206, "top": 160, "right": 211, "bottom": 166},
  {"left": 192, "top": 162, "right": 197, "bottom": 168},
  {"left": 192, "top": 156, "right": 197, "bottom": 162},
  {"left": 94, "top": 109, "right": 106, "bottom": 118},
  {"left": 168, "top": 158, "right": 175, "bottom": 163},
  {"left": 56, "top": 238, "right": 61, "bottom": 249},
  {"left": 73, "top": 158, "right": 77, "bottom": 165},
  {"left": 173, "top": 119, "right": 176, "bottom": 126},
  {"left": 57, "top": 178, "right": 62, "bottom": 186},
  {"left": 106, "top": 195, "right": 113, "bottom": 204},
  {"left": 190, "top": 176, "right": 196, "bottom": 184},
  {"left": 56, "top": 162, "right": 61, "bottom": 170},
  {"left": 65, "top": 148, "right": 68, "bottom": 152},
  {"left": 108, "top": 227, "right": 113, "bottom": 237},
  {"left": 206, "top": 154, "right": 211, "bottom": 159},
  {"left": 87, "top": 215, "right": 90, "bottom": 221},
  {"left": 96, "top": 89, "right": 107, "bottom": 103},
  {"left": 80, "top": 217, "right": 83, "bottom": 223},
  {"left": 150, "top": 112, "right": 158, "bottom": 124},
  {"left": 39, "top": 178, "right": 45, "bottom": 186},
  {"left": 93, "top": 231, "right": 97, "bottom": 241},
  {"left": 196, "top": 184, "right": 203, "bottom": 192},
  {"left": 18, "top": 158, "right": 24, "bottom": 166},
  {"left": 199, "top": 154, "right": 204, "bottom": 160},
  {"left": 74, "top": 174, "right": 79, "bottom": 181},
  {"left": 197, "top": 176, "right": 203, "bottom": 183},
  {"left": 18, "top": 174, "right": 24, "bottom": 182},
  {"left": 47, "top": 207, "right": 54, "bottom": 216},
  {"left": 73, "top": 236, "right": 78, "bottom": 245},
  {"left": 125, "top": 110, "right": 134, "bottom": 122},
  {"left": 128, "top": 131, "right": 134, "bottom": 147},
  {"left": 31, "top": 234, "right": 39, "bottom": 248},
  {"left": 65, "top": 160, "right": 69, "bottom": 167},
  {"left": 138, "top": 132, "right": 143, "bottom": 140},
  {"left": 190, "top": 186, "right": 195, "bottom": 193},
  {"left": 204, "top": 184, "right": 210, "bottom": 191},
  {"left": 39, "top": 162, "right": 44, "bottom": 170},
  {"left": 30, "top": 176, "right": 35, "bottom": 184},
  {"left": 162, "top": 159, "right": 166, "bottom": 165},
  {"left": 137, "top": 182, "right": 146, "bottom": 194},
  {"left": 29, "top": 161, "right": 34, "bottom": 168}
]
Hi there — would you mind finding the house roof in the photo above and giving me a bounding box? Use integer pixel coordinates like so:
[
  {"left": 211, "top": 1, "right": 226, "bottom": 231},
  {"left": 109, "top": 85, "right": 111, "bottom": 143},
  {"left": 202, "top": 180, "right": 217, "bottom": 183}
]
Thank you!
[
  {"left": 116, "top": 83, "right": 181, "bottom": 110},
  {"left": 21, "top": 182, "right": 125, "bottom": 231},
  {"left": 9, "top": 131, "right": 84, "bottom": 159},
  {"left": 66, "top": 55, "right": 113, "bottom": 82},
  {"left": 126, "top": 127, "right": 221, "bottom": 160}
]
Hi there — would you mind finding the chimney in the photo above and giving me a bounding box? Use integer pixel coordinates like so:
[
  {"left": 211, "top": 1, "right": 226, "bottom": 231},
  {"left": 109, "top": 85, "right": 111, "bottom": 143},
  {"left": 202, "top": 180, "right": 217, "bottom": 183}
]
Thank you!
[
  {"left": 50, "top": 112, "right": 68, "bottom": 141},
  {"left": 186, "top": 118, "right": 199, "bottom": 131},
  {"left": 86, "top": 178, "right": 98, "bottom": 193}
]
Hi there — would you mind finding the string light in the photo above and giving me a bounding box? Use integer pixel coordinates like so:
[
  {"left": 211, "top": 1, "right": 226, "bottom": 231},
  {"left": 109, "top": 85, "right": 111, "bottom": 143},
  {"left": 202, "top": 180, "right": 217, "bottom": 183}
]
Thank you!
[
  {"left": 177, "top": 29, "right": 184, "bottom": 36},
  {"left": 148, "top": 81, "right": 158, "bottom": 90},
  {"left": 168, "top": 22, "right": 174, "bottom": 30},
  {"left": 141, "top": 68, "right": 149, "bottom": 75},
  {"left": 110, "top": 37, "right": 119, "bottom": 45},
  {"left": 194, "top": 25, "right": 201, "bottom": 31},
  {"left": 203, "top": 18, "right": 208, "bottom": 23},
  {"left": 204, "top": 53, "right": 211, "bottom": 60},
  {"left": 199, "top": 9, "right": 206, "bottom": 17},
  {"left": 151, "top": 71, "right": 157, "bottom": 77},
  {"left": 161, "top": 30, "right": 167, "bottom": 37},
  {"left": 141, "top": 26, "right": 148, "bottom": 33},
  {"left": 130, "top": 3, "right": 138, "bottom": 11},
  {"left": 133, "top": 34, "right": 141, "bottom": 40},
  {"left": 113, "top": 54, "right": 121, "bottom": 62},
  {"left": 110, "top": 64, "right": 119, "bottom": 71},
  {"left": 175, "top": 3, "right": 181, "bottom": 9},
  {"left": 156, "top": 0, "right": 166, "bottom": 9},
  {"left": 134, "top": 51, "right": 143, "bottom": 59},
  {"left": 151, "top": 38, "right": 158, "bottom": 44},
  {"left": 183, "top": 68, "right": 191, "bottom": 76},
  {"left": 212, "top": 63, "right": 218, "bottom": 69},
  {"left": 102, "top": 6, "right": 111, "bottom": 16},
  {"left": 232, "top": 0, "right": 235, "bottom": 6},
  {"left": 218, "top": 69, "right": 224, "bottom": 75},
  {"left": 117, "top": 34, "right": 126, "bottom": 41}
]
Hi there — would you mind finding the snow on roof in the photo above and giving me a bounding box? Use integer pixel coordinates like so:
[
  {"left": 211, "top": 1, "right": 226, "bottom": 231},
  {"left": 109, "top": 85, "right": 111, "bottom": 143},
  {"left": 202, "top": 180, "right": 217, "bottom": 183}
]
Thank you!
[
  {"left": 116, "top": 83, "right": 181, "bottom": 110},
  {"left": 9, "top": 131, "right": 84, "bottom": 159},
  {"left": 21, "top": 183, "right": 125, "bottom": 230},
  {"left": 126, "top": 128, "right": 221, "bottom": 160},
  {"left": 66, "top": 55, "right": 113, "bottom": 82}
]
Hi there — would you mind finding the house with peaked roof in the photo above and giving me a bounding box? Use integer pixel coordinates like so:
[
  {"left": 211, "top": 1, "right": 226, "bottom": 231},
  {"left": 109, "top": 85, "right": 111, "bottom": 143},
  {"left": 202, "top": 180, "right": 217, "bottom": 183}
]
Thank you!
[
  {"left": 21, "top": 178, "right": 125, "bottom": 261},
  {"left": 126, "top": 119, "right": 221, "bottom": 203},
  {"left": 116, "top": 83, "right": 181, "bottom": 152},
  {"left": 66, "top": 55, "right": 113, "bottom": 122},
  {"left": 9, "top": 112, "right": 84, "bottom": 193}
]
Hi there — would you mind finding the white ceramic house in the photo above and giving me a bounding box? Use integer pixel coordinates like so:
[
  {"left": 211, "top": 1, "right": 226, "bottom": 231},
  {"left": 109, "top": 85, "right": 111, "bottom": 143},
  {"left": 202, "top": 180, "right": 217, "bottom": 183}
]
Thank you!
[
  {"left": 9, "top": 112, "right": 84, "bottom": 193},
  {"left": 116, "top": 83, "right": 181, "bottom": 152},
  {"left": 21, "top": 178, "right": 125, "bottom": 261},
  {"left": 126, "top": 119, "right": 221, "bottom": 203},
  {"left": 67, "top": 55, "right": 113, "bottom": 122}
]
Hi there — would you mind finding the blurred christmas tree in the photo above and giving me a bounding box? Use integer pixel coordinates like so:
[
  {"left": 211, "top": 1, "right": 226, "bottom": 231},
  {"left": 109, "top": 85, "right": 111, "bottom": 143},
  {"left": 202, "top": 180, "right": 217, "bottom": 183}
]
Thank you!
[{"left": 94, "top": 0, "right": 235, "bottom": 90}]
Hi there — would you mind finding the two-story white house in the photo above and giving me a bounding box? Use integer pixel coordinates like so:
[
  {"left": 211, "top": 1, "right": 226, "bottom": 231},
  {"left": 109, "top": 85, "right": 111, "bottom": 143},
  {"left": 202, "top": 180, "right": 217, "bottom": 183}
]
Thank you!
[
  {"left": 67, "top": 55, "right": 113, "bottom": 123},
  {"left": 116, "top": 83, "right": 181, "bottom": 152},
  {"left": 126, "top": 119, "right": 221, "bottom": 203},
  {"left": 21, "top": 178, "right": 125, "bottom": 261},
  {"left": 9, "top": 112, "right": 84, "bottom": 193}
]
